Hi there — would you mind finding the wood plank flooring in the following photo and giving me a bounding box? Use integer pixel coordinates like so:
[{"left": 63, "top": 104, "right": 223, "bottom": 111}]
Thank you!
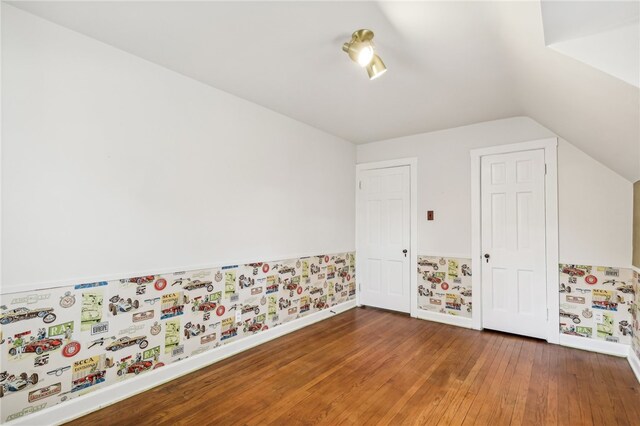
[{"left": 67, "top": 307, "right": 640, "bottom": 425}]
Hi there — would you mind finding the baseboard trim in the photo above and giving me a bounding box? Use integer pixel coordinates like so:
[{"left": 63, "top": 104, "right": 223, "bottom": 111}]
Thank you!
[
  {"left": 415, "top": 309, "right": 473, "bottom": 329},
  {"left": 628, "top": 347, "right": 640, "bottom": 384},
  {"left": 7, "top": 300, "right": 357, "bottom": 425},
  {"left": 558, "top": 334, "right": 629, "bottom": 357}
]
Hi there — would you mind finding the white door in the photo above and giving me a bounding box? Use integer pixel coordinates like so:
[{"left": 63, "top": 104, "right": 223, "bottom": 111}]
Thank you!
[
  {"left": 358, "top": 166, "right": 411, "bottom": 313},
  {"left": 481, "top": 149, "right": 547, "bottom": 339}
]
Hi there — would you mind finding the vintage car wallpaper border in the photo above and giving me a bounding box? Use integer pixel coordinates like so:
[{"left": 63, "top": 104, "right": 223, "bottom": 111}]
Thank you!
[
  {"left": 417, "top": 256, "right": 473, "bottom": 318},
  {"left": 0, "top": 253, "right": 356, "bottom": 423},
  {"left": 416, "top": 257, "right": 638, "bottom": 343},
  {"left": 632, "top": 270, "right": 640, "bottom": 359},
  {"left": 559, "top": 263, "right": 635, "bottom": 344}
]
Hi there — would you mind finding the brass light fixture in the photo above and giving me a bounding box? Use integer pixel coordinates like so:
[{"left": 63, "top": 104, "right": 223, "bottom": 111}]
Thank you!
[{"left": 342, "top": 29, "right": 387, "bottom": 80}]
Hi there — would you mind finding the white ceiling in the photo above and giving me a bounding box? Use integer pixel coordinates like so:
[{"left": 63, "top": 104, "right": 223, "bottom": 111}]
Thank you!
[
  {"left": 542, "top": 0, "right": 639, "bottom": 87},
  {"left": 7, "top": 1, "right": 640, "bottom": 181},
  {"left": 541, "top": 0, "right": 639, "bottom": 44}
]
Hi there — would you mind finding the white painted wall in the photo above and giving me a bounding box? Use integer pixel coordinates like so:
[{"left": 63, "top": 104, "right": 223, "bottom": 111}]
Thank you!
[
  {"left": 557, "top": 141, "right": 633, "bottom": 267},
  {"left": 1, "top": 5, "right": 355, "bottom": 292},
  {"left": 2, "top": 4, "right": 632, "bottom": 294},
  {"left": 357, "top": 117, "right": 633, "bottom": 267}
]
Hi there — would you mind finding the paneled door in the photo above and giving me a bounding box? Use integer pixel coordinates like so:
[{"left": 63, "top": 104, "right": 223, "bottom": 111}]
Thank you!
[
  {"left": 481, "top": 149, "right": 547, "bottom": 338},
  {"left": 358, "top": 166, "right": 411, "bottom": 313}
]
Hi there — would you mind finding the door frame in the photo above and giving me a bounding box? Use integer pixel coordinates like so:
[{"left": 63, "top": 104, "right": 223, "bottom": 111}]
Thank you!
[
  {"left": 355, "top": 158, "right": 418, "bottom": 317},
  {"left": 470, "top": 138, "right": 559, "bottom": 344}
]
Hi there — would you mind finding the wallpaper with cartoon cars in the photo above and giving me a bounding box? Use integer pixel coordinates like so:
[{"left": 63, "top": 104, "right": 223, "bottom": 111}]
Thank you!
[
  {"left": 417, "top": 256, "right": 472, "bottom": 318},
  {"left": 0, "top": 252, "right": 356, "bottom": 423},
  {"left": 632, "top": 270, "right": 640, "bottom": 359},
  {"left": 559, "top": 264, "right": 635, "bottom": 344}
]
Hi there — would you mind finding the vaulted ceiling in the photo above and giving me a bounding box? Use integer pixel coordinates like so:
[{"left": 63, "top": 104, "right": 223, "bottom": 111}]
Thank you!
[{"left": 8, "top": 1, "right": 639, "bottom": 181}]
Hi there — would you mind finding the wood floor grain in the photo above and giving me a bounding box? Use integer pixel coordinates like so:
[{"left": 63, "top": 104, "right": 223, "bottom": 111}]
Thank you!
[{"left": 66, "top": 307, "right": 640, "bottom": 426}]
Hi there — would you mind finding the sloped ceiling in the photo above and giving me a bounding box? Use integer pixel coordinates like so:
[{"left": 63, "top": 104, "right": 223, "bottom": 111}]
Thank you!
[{"left": 6, "top": 1, "right": 639, "bottom": 181}]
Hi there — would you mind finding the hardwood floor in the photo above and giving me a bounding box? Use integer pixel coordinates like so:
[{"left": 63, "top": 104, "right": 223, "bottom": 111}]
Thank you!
[{"left": 67, "top": 307, "right": 640, "bottom": 425}]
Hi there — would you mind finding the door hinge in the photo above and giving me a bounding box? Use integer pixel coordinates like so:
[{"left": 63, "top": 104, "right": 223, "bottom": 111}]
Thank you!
[
  {"left": 359, "top": 181, "right": 362, "bottom": 190},
  {"left": 545, "top": 164, "right": 547, "bottom": 175},
  {"left": 359, "top": 283, "right": 361, "bottom": 291},
  {"left": 546, "top": 308, "right": 549, "bottom": 320}
]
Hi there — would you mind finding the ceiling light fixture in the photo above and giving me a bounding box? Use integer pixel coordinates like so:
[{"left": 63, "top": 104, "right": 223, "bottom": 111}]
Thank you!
[{"left": 342, "top": 29, "right": 387, "bottom": 80}]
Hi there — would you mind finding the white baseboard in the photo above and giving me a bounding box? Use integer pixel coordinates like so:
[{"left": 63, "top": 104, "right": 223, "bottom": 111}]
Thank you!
[
  {"left": 558, "top": 334, "right": 629, "bottom": 357},
  {"left": 8, "top": 300, "right": 357, "bottom": 425},
  {"left": 628, "top": 346, "right": 640, "bottom": 384},
  {"left": 415, "top": 309, "right": 473, "bottom": 329}
]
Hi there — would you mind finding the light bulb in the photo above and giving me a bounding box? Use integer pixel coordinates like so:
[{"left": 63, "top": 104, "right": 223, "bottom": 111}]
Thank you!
[
  {"left": 357, "top": 45, "right": 374, "bottom": 67},
  {"left": 342, "top": 29, "right": 387, "bottom": 79}
]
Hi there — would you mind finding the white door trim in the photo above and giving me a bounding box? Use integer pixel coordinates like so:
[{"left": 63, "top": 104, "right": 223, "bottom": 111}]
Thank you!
[
  {"left": 470, "top": 138, "right": 559, "bottom": 344},
  {"left": 356, "top": 158, "right": 418, "bottom": 317}
]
